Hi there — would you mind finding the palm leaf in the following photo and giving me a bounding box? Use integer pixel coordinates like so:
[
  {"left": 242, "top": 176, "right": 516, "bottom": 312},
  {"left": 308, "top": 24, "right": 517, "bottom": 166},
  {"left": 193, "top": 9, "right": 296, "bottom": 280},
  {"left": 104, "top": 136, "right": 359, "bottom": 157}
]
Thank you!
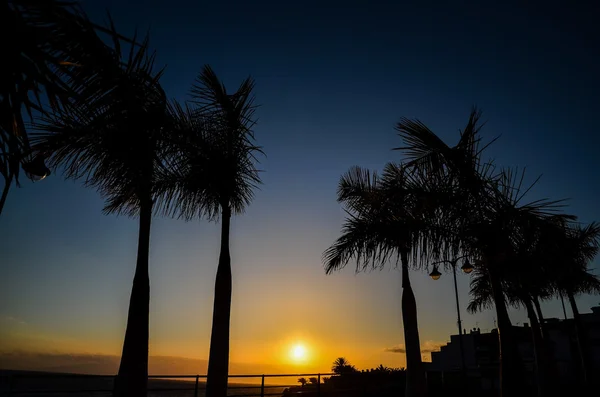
[
  {"left": 158, "top": 66, "right": 262, "bottom": 222},
  {"left": 30, "top": 29, "right": 169, "bottom": 217}
]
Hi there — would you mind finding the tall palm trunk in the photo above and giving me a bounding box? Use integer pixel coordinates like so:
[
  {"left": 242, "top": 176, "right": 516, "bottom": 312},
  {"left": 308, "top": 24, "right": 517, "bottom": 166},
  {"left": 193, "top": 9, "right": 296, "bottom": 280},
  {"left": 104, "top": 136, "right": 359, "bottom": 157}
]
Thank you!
[
  {"left": 524, "top": 297, "right": 548, "bottom": 397},
  {"left": 487, "top": 265, "right": 525, "bottom": 397},
  {"left": 0, "top": 174, "right": 13, "bottom": 216},
  {"left": 114, "top": 193, "right": 152, "bottom": 397},
  {"left": 533, "top": 296, "right": 560, "bottom": 396},
  {"left": 206, "top": 205, "right": 232, "bottom": 397},
  {"left": 558, "top": 293, "right": 568, "bottom": 320},
  {"left": 400, "top": 251, "right": 426, "bottom": 397},
  {"left": 567, "top": 292, "right": 591, "bottom": 389},
  {"left": 533, "top": 298, "right": 546, "bottom": 337}
]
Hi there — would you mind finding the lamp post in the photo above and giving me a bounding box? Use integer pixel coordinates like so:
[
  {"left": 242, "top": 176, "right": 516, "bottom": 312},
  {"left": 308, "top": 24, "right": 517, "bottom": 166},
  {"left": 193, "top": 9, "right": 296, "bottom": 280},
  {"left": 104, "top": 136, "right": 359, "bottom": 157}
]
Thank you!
[{"left": 429, "top": 256, "right": 473, "bottom": 375}]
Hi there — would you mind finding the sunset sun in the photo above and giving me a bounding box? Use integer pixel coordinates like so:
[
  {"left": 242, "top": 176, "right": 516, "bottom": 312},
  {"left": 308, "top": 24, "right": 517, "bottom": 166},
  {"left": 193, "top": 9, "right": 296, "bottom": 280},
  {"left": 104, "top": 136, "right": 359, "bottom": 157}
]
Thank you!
[{"left": 290, "top": 344, "right": 307, "bottom": 361}]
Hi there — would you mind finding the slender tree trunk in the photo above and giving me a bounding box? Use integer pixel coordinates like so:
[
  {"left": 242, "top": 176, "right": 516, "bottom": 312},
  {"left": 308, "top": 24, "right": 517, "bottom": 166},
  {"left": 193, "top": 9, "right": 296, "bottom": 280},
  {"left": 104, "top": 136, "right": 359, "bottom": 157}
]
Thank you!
[
  {"left": 0, "top": 174, "right": 13, "bottom": 216},
  {"left": 487, "top": 265, "right": 525, "bottom": 397},
  {"left": 524, "top": 297, "right": 547, "bottom": 397},
  {"left": 558, "top": 293, "right": 568, "bottom": 320},
  {"left": 533, "top": 296, "right": 560, "bottom": 396},
  {"left": 114, "top": 194, "right": 152, "bottom": 397},
  {"left": 567, "top": 292, "right": 591, "bottom": 389},
  {"left": 533, "top": 298, "right": 546, "bottom": 337},
  {"left": 400, "top": 251, "right": 426, "bottom": 397},
  {"left": 206, "top": 205, "right": 232, "bottom": 397}
]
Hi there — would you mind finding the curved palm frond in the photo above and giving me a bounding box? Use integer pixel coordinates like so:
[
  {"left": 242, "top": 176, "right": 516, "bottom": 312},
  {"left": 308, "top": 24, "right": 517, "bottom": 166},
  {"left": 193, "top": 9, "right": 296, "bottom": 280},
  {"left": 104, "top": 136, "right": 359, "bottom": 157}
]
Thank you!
[
  {"left": 30, "top": 30, "right": 168, "bottom": 216},
  {"left": 467, "top": 267, "right": 495, "bottom": 314},
  {"left": 324, "top": 213, "right": 401, "bottom": 274},
  {"left": 337, "top": 165, "right": 379, "bottom": 211},
  {"left": 331, "top": 357, "right": 356, "bottom": 374},
  {"left": 160, "top": 66, "right": 262, "bottom": 221},
  {"left": 393, "top": 108, "right": 495, "bottom": 184},
  {"left": 324, "top": 162, "right": 453, "bottom": 274},
  {"left": 3, "top": 1, "right": 139, "bottom": 186},
  {"left": 549, "top": 222, "right": 600, "bottom": 296},
  {"left": 467, "top": 265, "right": 525, "bottom": 314},
  {"left": 190, "top": 65, "right": 258, "bottom": 139}
]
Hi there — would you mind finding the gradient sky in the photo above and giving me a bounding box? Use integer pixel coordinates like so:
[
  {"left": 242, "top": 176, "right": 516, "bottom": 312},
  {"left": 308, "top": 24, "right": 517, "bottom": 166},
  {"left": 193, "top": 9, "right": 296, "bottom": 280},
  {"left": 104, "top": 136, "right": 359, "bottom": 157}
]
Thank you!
[{"left": 2, "top": 0, "right": 600, "bottom": 376}]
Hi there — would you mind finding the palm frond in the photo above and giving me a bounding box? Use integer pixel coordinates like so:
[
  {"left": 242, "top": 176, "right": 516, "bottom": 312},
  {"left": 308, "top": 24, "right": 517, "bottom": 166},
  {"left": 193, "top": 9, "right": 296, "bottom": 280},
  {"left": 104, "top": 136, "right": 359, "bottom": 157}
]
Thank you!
[
  {"left": 158, "top": 67, "right": 263, "bottom": 222},
  {"left": 324, "top": 160, "right": 455, "bottom": 274},
  {"left": 30, "top": 28, "right": 168, "bottom": 217},
  {"left": 3, "top": 0, "right": 140, "bottom": 184},
  {"left": 467, "top": 268, "right": 495, "bottom": 314}
]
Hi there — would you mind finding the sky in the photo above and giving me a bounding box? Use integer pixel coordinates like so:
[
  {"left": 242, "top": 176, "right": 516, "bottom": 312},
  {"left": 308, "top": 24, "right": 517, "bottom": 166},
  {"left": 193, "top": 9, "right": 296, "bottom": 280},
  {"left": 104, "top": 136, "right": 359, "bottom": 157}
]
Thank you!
[{"left": 2, "top": 0, "right": 600, "bottom": 377}]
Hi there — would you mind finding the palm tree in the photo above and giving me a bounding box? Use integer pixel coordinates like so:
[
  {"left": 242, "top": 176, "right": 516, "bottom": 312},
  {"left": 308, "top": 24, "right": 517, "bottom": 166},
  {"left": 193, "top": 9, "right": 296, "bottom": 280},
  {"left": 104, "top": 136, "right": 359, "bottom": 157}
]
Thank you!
[
  {"left": 324, "top": 164, "right": 438, "bottom": 397},
  {"left": 393, "top": 109, "right": 579, "bottom": 396},
  {"left": 31, "top": 34, "right": 168, "bottom": 397},
  {"left": 469, "top": 218, "right": 600, "bottom": 396},
  {"left": 468, "top": 265, "right": 553, "bottom": 397},
  {"left": 373, "top": 364, "right": 391, "bottom": 374},
  {"left": 331, "top": 357, "right": 356, "bottom": 375},
  {"left": 551, "top": 223, "right": 600, "bottom": 388},
  {"left": 297, "top": 378, "right": 307, "bottom": 387},
  {"left": 2, "top": 0, "right": 135, "bottom": 214},
  {"left": 159, "top": 65, "right": 262, "bottom": 397}
]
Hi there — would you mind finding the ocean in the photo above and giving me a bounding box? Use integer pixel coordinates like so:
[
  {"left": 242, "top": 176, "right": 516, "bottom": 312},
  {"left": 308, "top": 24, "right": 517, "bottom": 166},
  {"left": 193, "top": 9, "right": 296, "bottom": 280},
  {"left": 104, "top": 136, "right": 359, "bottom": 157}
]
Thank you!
[{"left": 0, "top": 371, "right": 290, "bottom": 397}]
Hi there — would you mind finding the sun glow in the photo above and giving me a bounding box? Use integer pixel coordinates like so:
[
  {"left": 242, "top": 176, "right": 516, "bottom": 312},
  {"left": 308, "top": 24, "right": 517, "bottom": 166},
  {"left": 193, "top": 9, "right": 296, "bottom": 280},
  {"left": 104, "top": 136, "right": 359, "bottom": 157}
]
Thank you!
[{"left": 290, "top": 343, "right": 307, "bottom": 362}]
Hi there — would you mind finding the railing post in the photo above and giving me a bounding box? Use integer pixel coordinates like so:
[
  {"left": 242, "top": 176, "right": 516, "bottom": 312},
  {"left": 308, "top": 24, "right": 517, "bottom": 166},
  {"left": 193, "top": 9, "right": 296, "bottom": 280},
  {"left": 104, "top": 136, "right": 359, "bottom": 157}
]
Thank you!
[
  {"left": 260, "top": 374, "right": 265, "bottom": 397},
  {"left": 112, "top": 375, "right": 118, "bottom": 395},
  {"left": 317, "top": 374, "right": 321, "bottom": 397},
  {"left": 194, "top": 375, "right": 199, "bottom": 397},
  {"left": 7, "top": 374, "right": 14, "bottom": 397}
]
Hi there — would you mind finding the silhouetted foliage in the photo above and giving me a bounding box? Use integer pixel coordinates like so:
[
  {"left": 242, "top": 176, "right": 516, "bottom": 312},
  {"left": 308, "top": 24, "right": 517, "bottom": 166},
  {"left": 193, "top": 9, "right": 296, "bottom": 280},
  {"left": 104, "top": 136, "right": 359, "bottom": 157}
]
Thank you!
[
  {"left": 323, "top": 165, "right": 431, "bottom": 396},
  {"left": 159, "top": 65, "right": 262, "bottom": 397},
  {"left": 326, "top": 107, "right": 600, "bottom": 396},
  {"left": 30, "top": 23, "right": 167, "bottom": 397},
  {"left": 331, "top": 357, "right": 357, "bottom": 375},
  {"left": 2, "top": 0, "right": 139, "bottom": 214}
]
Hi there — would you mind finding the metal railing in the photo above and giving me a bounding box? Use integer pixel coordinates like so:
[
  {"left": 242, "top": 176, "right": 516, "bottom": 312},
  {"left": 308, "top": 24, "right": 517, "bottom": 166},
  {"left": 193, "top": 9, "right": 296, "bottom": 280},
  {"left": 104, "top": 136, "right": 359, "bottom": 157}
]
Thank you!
[
  {"left": 1, "top": 370, "right": 493, "bottom": 397},
  {"left": 1, "top": 372, "right": 337, "bottom": 397}
]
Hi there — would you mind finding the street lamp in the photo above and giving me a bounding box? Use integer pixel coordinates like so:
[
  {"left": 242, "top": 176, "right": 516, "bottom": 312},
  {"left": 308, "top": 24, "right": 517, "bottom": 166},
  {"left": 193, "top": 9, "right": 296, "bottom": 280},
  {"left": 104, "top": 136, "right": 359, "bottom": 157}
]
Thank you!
[
  {"left": 429, "top": 256, "right": 474, "bottom": 376},
  {"left": 461, "top": 259, "right": 474, "bottom": 274},
  {"left": 22, "top": 154, "right": 51, "bottom": 181},
  {"left": 428, "top": 265, "right": 442, "bottom": 280}
]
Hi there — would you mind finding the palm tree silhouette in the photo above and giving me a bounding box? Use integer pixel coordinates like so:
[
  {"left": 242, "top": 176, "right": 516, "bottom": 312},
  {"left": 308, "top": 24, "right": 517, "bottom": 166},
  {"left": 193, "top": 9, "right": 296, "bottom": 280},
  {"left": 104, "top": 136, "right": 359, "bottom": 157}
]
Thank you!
[
  {"left": 468, "top": 217, "right": 599, "bottom": 395},
  {"left": 392, "top": 109, "right": 582, "bottom": 395},
  {"left": 297, "top": 378, "right": 307, "bottom": 386},
  {"left": 468, "top": 264, "right": 552, "bottom": 396},
  {"left": 331, "top": 357, "right": 356, "bottom": 375},
  {"left": 159, "top": 65, "right": 262, "bottom": 397},
  {"left": 2, "top": 1, "right": 137, "bottom": 215},
  {"left": 324, "top": 163, "right": 440, "bottom": 396},
  {"left": 551, "top": 222, "right": 600, "bottom": 388},
  {"left": 31, "top": 34, "right": 168, "bottom": 397}
]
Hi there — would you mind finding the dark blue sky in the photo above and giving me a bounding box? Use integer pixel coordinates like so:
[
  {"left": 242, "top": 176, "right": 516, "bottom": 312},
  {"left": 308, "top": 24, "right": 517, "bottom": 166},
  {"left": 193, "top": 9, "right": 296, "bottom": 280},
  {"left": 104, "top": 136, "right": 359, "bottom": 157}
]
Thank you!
[{"left": 2, "top": 0, "right": 600, "bottom": 371}]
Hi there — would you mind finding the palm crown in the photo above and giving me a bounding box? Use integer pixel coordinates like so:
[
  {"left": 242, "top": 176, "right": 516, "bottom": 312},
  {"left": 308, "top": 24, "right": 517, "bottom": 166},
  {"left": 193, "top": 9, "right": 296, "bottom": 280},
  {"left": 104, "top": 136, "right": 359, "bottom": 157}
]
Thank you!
[{"left": 159, "top": 65, "right": 262, "bottom": 221}]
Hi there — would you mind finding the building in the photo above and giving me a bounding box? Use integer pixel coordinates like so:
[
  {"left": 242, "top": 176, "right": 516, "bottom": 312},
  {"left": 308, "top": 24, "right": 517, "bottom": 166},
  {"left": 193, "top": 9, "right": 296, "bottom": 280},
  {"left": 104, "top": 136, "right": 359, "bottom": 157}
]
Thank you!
[
  {"left": 429, "top": 305, "right": 600, "bottom": 391},
  {"left": 543, "top": 304, "right": 600, "bottom": 381},
  {"left": 429, "top": 325, "right": 535, "bottom": 391}
]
